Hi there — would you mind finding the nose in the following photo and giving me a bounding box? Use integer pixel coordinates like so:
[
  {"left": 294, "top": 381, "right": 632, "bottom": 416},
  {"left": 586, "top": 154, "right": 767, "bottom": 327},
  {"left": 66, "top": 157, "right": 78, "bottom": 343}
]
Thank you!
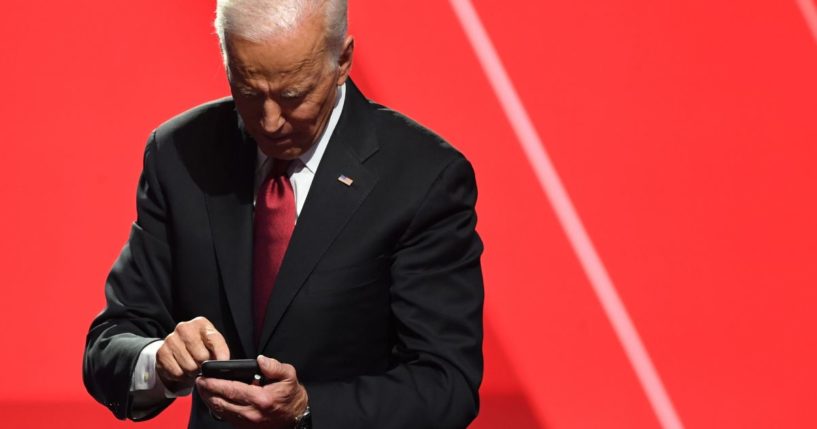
[{"left": 260, "top": 98, "right": 285, "bottom": 135}]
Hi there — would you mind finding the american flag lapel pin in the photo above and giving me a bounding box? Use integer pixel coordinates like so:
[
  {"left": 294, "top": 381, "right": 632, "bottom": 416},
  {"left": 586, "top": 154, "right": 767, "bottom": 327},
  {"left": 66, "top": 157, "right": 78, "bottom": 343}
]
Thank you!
[{"left": 337, "top": 174, "right": 354, "bottom": 186}]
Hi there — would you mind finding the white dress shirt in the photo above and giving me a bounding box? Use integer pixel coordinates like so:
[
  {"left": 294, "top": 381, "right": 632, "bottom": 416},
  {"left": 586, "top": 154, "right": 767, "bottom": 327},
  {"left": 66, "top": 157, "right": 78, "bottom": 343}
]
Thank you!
[{"left": 129, "top": 83, "right": 346, "bottom": 415}]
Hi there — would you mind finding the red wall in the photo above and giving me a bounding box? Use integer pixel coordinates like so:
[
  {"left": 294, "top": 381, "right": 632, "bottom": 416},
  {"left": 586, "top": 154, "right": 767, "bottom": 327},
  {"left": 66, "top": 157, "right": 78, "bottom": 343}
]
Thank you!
[{"left": 1, "top": 1, "right": 816, "bottom": 427}]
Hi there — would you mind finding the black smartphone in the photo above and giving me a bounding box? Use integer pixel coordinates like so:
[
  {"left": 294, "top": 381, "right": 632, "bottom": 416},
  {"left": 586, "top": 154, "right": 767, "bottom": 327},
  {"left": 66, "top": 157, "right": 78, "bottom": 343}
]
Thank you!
[{"left": 200, "top": 359, "right": 261, "bottom": 384}]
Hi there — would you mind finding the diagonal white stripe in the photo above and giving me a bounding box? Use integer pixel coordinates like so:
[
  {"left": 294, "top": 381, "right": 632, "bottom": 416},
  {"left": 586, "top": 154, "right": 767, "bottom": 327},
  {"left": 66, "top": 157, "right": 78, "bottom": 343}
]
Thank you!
[
  {"left": 796, "top": 0, "right": 817, "bottom": 45},
  {"left": 448, "top": 1, "right": 684, "bottom": 428}
]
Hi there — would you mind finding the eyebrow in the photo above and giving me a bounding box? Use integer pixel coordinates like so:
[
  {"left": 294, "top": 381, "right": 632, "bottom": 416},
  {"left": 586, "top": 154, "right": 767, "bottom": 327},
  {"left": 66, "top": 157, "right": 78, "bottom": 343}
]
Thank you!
[
  {"left": 230, "top": 57, "right": 310, "bottom": 83},
  {"left": 229, "top": 54, "right": 322, "bottom": 97}
]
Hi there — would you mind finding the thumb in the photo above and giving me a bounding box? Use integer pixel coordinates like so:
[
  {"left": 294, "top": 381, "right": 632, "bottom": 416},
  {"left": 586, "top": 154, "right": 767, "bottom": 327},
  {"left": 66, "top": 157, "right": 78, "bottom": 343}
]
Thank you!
[{"left": 257, "top": 355, "right": 290, "bottom": 382}]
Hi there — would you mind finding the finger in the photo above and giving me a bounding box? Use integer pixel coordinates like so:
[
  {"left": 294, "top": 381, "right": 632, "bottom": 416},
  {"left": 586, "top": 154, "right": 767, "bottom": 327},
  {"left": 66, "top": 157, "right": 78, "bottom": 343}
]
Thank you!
[
  {"left": 195, "top": 377, "right": 215, "bottom": 401},
  {"left": 166, "top": 333, "right": 199, "bottom": 376},
  {"left": 261, "top": 375, "right": 303, "bottom": 407},
  {"left": 195, "top": 382, "right": 247, "bottom": 420},
  {"left": 199, "top": 388, "right": 225, "bottom": 422},
  {"left": 257, "top": 355, "right": 296, "bottom": 382},
  {"left": 210, "top": 396, "right": 264, "bottom": 424},
  {"left": 197, "top": 376, "right": 262, "bottom": 406},
  {"left": 182, "top": 335, "right": 211, "bottom": 365},
  {"left": 201, "top": 325, "right": 230, "bottom": 361},
  {"left": 175, "top": 321, "right": 211, "bottom": 364},
  {"left": 156, "top": 343, "right": 185, "bottom": 381}
]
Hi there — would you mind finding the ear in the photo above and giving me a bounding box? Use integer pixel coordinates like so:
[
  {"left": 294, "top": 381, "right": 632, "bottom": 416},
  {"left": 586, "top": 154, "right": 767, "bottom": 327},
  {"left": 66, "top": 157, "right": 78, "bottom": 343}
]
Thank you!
[{"left": 336, "top": 35, "right": 355, "bottom": 86}]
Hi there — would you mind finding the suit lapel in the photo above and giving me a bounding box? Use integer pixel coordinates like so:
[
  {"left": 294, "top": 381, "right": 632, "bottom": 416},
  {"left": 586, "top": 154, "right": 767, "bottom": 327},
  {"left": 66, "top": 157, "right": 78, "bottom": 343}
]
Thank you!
[
  {"left": 204, "top": 119, "right": 257, "bottom": 359},
  {"left": 257, "top": 81, "right": 380, "bottom": 350}
]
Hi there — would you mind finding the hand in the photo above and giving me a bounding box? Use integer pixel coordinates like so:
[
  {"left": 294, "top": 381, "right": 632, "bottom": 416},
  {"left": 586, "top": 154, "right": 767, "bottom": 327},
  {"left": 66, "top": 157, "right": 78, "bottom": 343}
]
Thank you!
[
  {"left": 196, "top": 355, "right": 309, "bottom": 428},
  {"left": 156, "top": 316, "right": 230, "bottom": 392}
]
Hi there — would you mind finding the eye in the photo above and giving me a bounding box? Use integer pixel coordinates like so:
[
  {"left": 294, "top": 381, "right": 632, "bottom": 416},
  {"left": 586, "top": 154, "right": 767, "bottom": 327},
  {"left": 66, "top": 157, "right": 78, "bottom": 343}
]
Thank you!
[
  {"left": 276, "top": 92, "right": 306, "bottom": 108},
  {"left": 230, "top": 81, "right": 261, "bottom": 98},
  {"left": 280, "top": 91, "right": 305, "bottom": 101},
  {"left": 240, "top": 88, "right": 261, "bottom": 98}
]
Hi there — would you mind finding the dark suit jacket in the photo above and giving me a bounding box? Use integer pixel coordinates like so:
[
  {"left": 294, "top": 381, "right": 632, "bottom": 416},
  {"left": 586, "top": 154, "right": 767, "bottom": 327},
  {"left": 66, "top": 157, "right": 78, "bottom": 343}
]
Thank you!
[{"left": 83, "top": 81, "right": 484, "bottom": 429}]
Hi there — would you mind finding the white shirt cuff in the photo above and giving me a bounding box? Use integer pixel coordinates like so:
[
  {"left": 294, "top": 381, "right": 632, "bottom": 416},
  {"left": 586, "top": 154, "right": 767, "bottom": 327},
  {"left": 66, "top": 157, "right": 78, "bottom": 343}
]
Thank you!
[{"left": 130, "top": 340, "right": 193, "bottom": 398}]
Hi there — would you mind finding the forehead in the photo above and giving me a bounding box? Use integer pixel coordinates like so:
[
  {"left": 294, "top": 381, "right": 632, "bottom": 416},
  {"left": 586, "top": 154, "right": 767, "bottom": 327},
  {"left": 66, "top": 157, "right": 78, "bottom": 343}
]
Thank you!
[{"left": 224, "top": 14, "right": 328, "bottom": 84}]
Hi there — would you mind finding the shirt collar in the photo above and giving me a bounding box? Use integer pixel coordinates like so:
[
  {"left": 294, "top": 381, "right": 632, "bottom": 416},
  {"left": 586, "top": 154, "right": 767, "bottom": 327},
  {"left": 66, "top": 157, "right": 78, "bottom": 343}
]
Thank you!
[{"left": 255, "top": 82, "right": 347, "bottom": 175}]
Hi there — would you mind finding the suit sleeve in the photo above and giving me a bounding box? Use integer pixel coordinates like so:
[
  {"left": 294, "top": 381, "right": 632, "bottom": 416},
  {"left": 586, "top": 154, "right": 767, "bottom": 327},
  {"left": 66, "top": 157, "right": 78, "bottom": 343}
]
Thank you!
[
  {"left": 305, "top": 155, "right": 485, "bottom": 429},
  {"left": 82, "top": 132, "right": 177, "bottom": 420}
]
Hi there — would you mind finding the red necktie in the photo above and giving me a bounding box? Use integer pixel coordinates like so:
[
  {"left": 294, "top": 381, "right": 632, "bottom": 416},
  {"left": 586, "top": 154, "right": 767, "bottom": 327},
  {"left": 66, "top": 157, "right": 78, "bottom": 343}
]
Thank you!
[{"left": 253, "top": 159, "right": 295, "bottom": 345}]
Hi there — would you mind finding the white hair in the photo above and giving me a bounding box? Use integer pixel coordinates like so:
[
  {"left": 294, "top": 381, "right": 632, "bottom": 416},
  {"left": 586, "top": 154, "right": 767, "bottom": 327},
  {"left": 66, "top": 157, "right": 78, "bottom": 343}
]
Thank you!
[{"left": 214, "top": 0, "right": 347, "bottom": 62}]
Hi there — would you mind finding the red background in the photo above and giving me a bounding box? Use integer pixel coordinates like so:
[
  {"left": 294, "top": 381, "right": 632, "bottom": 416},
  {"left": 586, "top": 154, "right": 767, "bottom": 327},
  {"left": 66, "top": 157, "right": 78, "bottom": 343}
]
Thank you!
[{"left": 1, "top": 0, "right": 816, "bottom": 427}]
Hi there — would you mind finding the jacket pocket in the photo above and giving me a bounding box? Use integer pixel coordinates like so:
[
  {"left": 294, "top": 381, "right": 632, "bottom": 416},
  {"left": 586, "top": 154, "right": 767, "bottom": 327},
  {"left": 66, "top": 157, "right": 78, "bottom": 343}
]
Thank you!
[{"left": 305, "top": 255, "right": 389, "bottom": 296}]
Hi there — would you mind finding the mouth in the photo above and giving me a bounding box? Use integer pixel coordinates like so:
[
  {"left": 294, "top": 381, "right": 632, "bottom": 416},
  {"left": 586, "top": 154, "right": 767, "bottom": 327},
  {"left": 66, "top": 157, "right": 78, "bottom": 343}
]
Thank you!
[{"left": 261, "top": 134, "right": 291, "bottom": 144}]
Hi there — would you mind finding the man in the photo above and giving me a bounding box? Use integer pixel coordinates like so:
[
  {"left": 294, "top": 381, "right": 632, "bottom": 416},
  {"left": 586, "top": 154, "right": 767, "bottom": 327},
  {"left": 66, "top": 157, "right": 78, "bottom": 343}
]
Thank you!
[{"left": 83, "top": 0, "right": 484, "bottom": 428}]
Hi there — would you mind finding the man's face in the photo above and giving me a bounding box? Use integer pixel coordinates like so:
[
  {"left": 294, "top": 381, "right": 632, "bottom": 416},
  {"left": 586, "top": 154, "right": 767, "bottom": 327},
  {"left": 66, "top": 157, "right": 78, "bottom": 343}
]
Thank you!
[{"left": 225, "top": 13, "right": 353, "bottom": 160}]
